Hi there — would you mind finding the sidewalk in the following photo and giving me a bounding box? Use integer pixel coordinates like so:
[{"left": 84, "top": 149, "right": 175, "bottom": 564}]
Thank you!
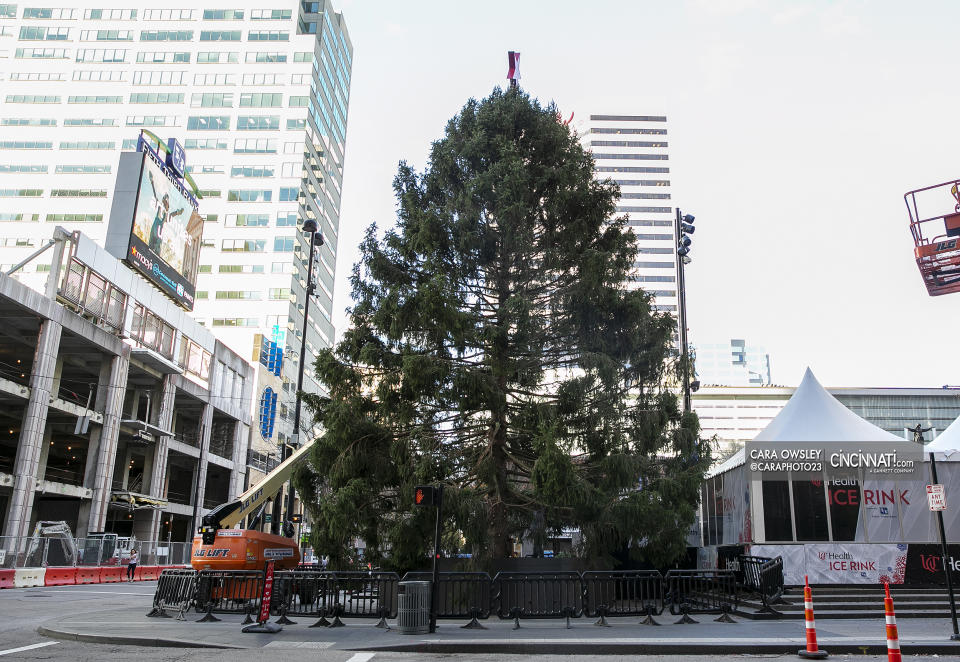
[{"left": 38, "top": 606, "right": 960, "bottom": 655}]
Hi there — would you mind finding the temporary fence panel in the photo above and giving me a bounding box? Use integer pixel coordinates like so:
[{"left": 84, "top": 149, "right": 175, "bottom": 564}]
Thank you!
[
  {"left": 195, "top": 569, "right": 264, "bottom": 613},
  {"left": 582, "top": 570, "right": 664, "bottom": 617},
  {"left": 402, "top": 571, "right": 494, "bottom": 619},
  {"left": 493, "top": 571, "right": 584, "bottom": 619},
  {"left": 271, "top": 570, "right": 333, "bottom": 616},
  {"left": 153, "top": 569, "right": 198, "bottom": 611},
  {"left": 738, "top": 555, "right": 767, "bottom": 592},
  {"left": 329, "top": 571, "right": 399, "bottom": 619},
  {"left": 664, "top": 569, "right": 739, "bottom": 615}
]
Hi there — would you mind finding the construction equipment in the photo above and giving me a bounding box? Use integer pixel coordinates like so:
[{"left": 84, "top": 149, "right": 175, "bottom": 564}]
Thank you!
[
  {"left": 24, "top": 521, "right": 78, "bottom": 567},
  {"left": 191, "top": 439, "right": 315, "bottom": 571},
  {"left": 905, "top": 179, "right": 960, "bottom": 296}
]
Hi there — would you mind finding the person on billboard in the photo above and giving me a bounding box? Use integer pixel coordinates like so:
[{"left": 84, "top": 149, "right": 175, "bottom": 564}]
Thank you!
[{"left": 145, "top": 170, "right": 184, "bottom": 255}]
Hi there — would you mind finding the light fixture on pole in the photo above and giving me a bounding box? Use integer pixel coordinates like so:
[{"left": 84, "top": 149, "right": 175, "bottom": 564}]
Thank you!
[{"left": 675, "top": 210, "right": 695, "bottom": 413}]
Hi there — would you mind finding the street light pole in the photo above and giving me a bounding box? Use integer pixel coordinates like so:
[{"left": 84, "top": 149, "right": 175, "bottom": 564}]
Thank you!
[
  {"left": 929, "top": 450, "right": 960, "bottom": 640},
  {"left": 675, "top": 208, "right": 692, "bottom": 413}
]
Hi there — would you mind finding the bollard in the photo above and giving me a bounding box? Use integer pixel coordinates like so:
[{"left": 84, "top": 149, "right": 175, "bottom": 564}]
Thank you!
[
  {"left": 884, "top": 583, "right": 901, "bottom": 662},
  {"left": 639, "top": 604, "right": 661, "bottom": 626},
  {"left": 798, "top": 575, "right": 828, "bottom": 659}
]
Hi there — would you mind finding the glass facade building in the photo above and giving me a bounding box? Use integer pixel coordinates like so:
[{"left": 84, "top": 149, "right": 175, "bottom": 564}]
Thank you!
[
  {"left": 0, "top": 2, "right": 352, "bottom": 465},
  {"left": 694, "top": 338, "right": 772, "bottom": 386}
]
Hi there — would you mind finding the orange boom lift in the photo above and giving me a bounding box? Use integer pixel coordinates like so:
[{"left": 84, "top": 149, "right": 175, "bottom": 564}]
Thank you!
[
  {"left": 905, "top": 179, "right": 960, "bottom": 296},
  {"left": 190, "top": 439, "right": 316, "bottom": 571}
]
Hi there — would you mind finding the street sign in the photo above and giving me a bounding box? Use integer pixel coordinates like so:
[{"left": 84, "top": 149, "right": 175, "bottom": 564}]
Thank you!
[
  {"left": 928, "top": 484, "right": 947, "bottom": 511},
  {"left": 414, "top": 485, "right": 438, "bottom": 507},
  {"left": 258, "top": 560, "right": 275, "bottom": 625},
  {"left": 265, "top": 514, "right": 272, "bottom": 523}
]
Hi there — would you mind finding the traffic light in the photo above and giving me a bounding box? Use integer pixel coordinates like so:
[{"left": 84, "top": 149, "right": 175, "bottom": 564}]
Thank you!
[
  {"left": 414, "top": 485, "right": 438, "bottom": 506},
  {"left": 677, "top": 214, "right": 695, "bottom": 258},
  {"left": 290, "top": 513, "right": 302, "bottom": 524}
]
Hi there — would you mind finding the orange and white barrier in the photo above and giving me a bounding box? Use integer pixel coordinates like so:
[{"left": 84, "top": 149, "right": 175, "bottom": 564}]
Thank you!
[
  {"left": 884, "top": 583, "right": 901, "bottom": 662},
  {"left": 13, "top": 567, "right": 46, "bottom": 588},
  {"left": 798, "top": 575, "right": 828, "bottom": 659}
]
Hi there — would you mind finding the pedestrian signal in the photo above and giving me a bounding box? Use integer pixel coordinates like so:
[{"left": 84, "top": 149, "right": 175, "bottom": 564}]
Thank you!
[{"left": 414, "top": 485, "right": 437, "bottom": 506}]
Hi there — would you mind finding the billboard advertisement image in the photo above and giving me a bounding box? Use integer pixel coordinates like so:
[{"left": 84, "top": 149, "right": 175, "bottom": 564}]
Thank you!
[{"left": 127, "top": 151, "right": 202, "bottom": 310}]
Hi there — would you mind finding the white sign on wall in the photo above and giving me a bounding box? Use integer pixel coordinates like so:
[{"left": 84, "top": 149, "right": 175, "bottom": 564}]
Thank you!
[{"left": 927, "top": 484, "right": 947, "bottom": 511}]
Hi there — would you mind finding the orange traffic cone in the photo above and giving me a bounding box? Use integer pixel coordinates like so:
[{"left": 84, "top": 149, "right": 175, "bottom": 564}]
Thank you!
[
  {"left": 884, "top": 582, "right": 901, "bottom": 662},
  {"left": 798, "top": 575, "right": 828, "bottom": 659}
]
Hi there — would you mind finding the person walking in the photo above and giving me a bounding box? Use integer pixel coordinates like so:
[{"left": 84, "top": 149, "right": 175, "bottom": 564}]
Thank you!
[{"left": 126, "top": 548, "right": 138, "bottom": 582}]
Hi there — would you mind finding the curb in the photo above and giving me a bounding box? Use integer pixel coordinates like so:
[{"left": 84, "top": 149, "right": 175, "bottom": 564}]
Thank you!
[{"left": 37, "top": 626, "right": 245, "bottom": 649}]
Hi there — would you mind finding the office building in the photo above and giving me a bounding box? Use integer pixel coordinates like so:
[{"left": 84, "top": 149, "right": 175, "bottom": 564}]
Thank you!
[
  {"left": 694, "top": 338, "right": 772, "bottom": 386},
  {"left": 0, "top": 2, "right": 353, "bottom": 490},
  {"left": 581, "top": 114, "right": 677, "bottom": 316}
]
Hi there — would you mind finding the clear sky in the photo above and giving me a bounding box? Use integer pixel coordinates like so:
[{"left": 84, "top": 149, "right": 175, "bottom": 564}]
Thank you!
[{"left": 332, "top": 0, "right": 960, "bottom": 388}]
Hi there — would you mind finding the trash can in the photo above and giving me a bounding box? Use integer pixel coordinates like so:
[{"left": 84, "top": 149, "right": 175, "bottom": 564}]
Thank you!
[{"left": 396, "top": 580, "right": 431, "bottom": 634}]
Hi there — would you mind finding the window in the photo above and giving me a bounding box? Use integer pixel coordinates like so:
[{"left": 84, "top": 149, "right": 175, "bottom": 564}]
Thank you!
[
  {"left": 251, "top": 9, "right": 291, "bottom": 19},
  {"left": 591, "top": 141, "right": 668, "bottom": 148},
  {"left": 187, "top": 115, "right": 229, "bottom": 130},
  {"left": 19, "top": 26, "right": 70, "bottom": 40},
  {"left": 241, "top": 73, "right": 282, "bottom": 86},
  {"left": 76, "top": 48, "right": 127, "bottom": 62},
  {"left": 44, "top": 213, "right": 103, "bottom": 222},
  {"left": 0, "top": 213, "right": 40, "bottom": 221},
  {"left": 197, "top": 51, "right": 238, "bottom": 64},
  {"left": 213, "top": 318, "right": 258, "bottom": 327},
  {"left": 0, "top": 165, "right": 47, "bottom": 173},
  {"left": 132, "top": 71, "right": 187, "bottom": 86},
  {"left": 271, "top": 262, "right": 291, "bottom": 273},
  {"left": 216, "top": 290, "right": 262, "bottom": 300},
  {"left": 630, "top": 275, "right": 676, "bottom": 283},
  {"left": 230, "top": 165, "right": 275, "bottom": 178},
  {"left": 74, "top": 69, "right": 125, "bottom": 82},
  {"left": 222, "top": 239, "right": 266, "bottom": 252},
  {"left": 2, "top": 118, "right": 56, "bottom": 126},
  {"left": 278, "top": 187, "right": 298, "bottom": 202},
  {"left": 63, "top": 119, "right": 118, "bottom": 126},
  {"left": 268, "top": 288, "right": 291, "bottom": 300},
  {"left": 190, "top": 93, "right": 232, "bottom": 107},
  {"left": 591, "top": 127, "right": 667, "bottom": 135},
  {"left": 0, "top": 140, "right": 53, "bottom": 148},
  {"left": 198, "top": 265, "right": 212, "bottom": 273},
  {"left": 84, "top": 9, "right": 138, "bottom": 20},
  {"left": 233, "top": 138, "right": 277, "bottom": 154},
  {"left": 129, "top": 92, "right": 184, "bottom": 104},
  {"left": 228, "top": 214, "right": 269, "bottom": 227},
  {"left": 228, "top": 189, "right": 272, "bottom": 202},
  {"left": 200, "top": 31, "right": 240, "bottom": 41},
  {"left": 55, "top": 165, "right": 111, "bottom": 174},
  {"left": 237, "top": 115, "right": 279, "bottom": 130},
  {"left": 193, "top": 73, "right": 234, "bottom": 86},
  {"left": 276, "top": 212, "right": 297, "bottom": 227},
  {"left": 9, "top": 72, "right": 65, "bottom": 81},
  {"left": 185, "top": 138, "right": 227, "bottom": 150},
  {"left": 0, "top": 189, "right": 42, "bottom": 197},
  {"left": 15, "top": 47, "right": 68, "bottom": 58},
  {"left": 239, "top": 93, "right": 282, "bottom": 107},
  {"left": 288, "top": 96, "right": 309, "bottom": 107},
  {"left": 141, "top": 9, "right": 194, "bottom": 20},
  {"left": 245, "top": 51, "right": 286, "bottom": 63},
  {"left": 50, "top": 188, "right": 108, "bottom": 197},
  {"left": 202, "top": 9, "right": 243, "bottom": 19},
  {"left": 620, "top": 192, "right": 671, "bottom": 200},
  {"left": 290, "top": 74, "right": 310, "bottom": 85},
  {"left": 593, "top": 153, "right": 669, "bottom": 161},
  {"left": 633, "top": 261, "right": 675, "bottom": 269},
  {"left": 58, "top": 142, "right": 115, "bottom": 150},
  {"left": 68, "top": 95, "right": 121, "bottom": 104},
  {"left": 248, "top": 30, "right": 289, "bottom": 41},
  {"left": 219, "top": 263, "right": 265, "bottom": 273},
  {"left": 80, "top": 29, "right": 133, "bottom": 41},
  {"left": 126, "top": 115, "right": 179, "bottom": 127},
  {"left": 281, "top": 162, "right": 300, "bottom": 177},
  {"left": 0, "top": 5, "right": 17, "bottom": 18},
  {"left": 130, "top": 304, "right": 175, "bottom": 359},
  {"left": 0, "top": 238, "right": 35, "bottom": 247},
  {"left": 139, "top": 30, "right": 193, "bottom": 41},
  {"left": 617, "top": 206, "right": 672, "bottom": 213},
  {"left": 22, "top": 8, "right": 76, "bottom": 19},
  {"left": 613, "top": 180, "right": 670, "bottom": 187},
  {"left": 136, "top": 51, "right": 189, "bottom": 63},
  {"left": 273, "top": 237, "right": 294, "bottom": 252}
]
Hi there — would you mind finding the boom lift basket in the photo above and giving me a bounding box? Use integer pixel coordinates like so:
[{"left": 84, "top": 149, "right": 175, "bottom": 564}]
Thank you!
[{"left": 905, "top": 179, "right": 960, "bottom": 296}]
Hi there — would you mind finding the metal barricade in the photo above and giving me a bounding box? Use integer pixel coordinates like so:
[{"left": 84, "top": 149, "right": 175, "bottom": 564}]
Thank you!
[
  {"left": 152, "top": 569, "right": 198, "bottom": 614},
  {"left": 194, "top": 570, "right": 263, "bottom": 614},
  {"left": 493, "top": 571, "right": 583, "bottom": 619},
  {"left": 401, "top": 572, "right": 493, "bottom": 620},
  {"left": 664, "top": 569, "right": 739, "bottom": 615},
  {"left": 582, "top": 570, "right": 664, "bottom": 617},
  {"left": 758, "top": 557, "right": 784, "bottom": 606},
  {"left": 272, "top": 570, "right": 333, "bottom": 616},
  {"left": 738, "top": 555, "right": 766, "bottom": 592},
  {"left": 329, "top": 571, "right": 399, "bottom": 619}
]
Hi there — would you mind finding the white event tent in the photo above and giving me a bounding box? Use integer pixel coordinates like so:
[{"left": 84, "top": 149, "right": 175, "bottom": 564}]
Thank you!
[{"left": 700, "top": 368, "right": 960, "bottom": 584}]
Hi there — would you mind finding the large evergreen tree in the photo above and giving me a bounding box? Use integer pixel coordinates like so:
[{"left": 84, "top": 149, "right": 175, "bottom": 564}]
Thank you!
[{"left": 296, "top": 88, "right": 709, "bottom": 570}]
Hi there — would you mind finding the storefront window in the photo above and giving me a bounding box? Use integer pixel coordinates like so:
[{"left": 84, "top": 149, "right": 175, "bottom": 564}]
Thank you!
[
  {"left": 793, "top": 480, "right": 829, "bottom": 541},
  {"left": 762, "top": 480, "right": 793, "bottom": 541}
]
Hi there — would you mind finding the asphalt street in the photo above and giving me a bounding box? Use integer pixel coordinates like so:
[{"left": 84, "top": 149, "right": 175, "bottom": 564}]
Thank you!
[{"left": 0, "top": 582, "right": 953, "bottom": 661}]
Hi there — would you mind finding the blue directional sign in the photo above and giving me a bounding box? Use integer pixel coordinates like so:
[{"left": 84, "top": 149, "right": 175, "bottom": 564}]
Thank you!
[{"left": 165, "top": 138, "right": 186, "bottom": 178}]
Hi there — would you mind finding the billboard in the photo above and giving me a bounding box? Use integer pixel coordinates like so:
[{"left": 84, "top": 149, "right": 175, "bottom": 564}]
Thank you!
[{"left": 126, "top": 150, "right": 202, "bottom": 310}]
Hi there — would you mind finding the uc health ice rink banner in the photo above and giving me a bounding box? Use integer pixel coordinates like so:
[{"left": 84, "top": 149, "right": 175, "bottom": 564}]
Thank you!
[{"left": 750, "top": 543, "right": 908, "bottom": 584}]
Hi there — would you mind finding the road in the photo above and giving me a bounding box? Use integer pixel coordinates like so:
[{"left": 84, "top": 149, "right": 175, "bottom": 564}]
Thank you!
[{"left": 0, "top": 582, "right": 949, "bottom": 661}]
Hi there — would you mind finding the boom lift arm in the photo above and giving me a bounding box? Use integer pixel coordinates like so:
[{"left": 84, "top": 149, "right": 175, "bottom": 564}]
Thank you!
[{"left": 200, "top": 438, "right": 315, "bottom": 544}]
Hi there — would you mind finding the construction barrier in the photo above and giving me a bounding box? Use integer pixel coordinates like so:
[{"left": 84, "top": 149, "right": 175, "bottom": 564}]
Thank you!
[
  {"left": 402, "top": 571, "right": 494, "bottom": 622},
  {"left": 272, "top": 570, "right": 332, "bottom": 617},
  {"left": 0, "top": 570, "right": 14, "bottom": 589},
  {"left": 195, "top": 570, "right": 264, "bottom": 614},
  {"left": 494, "top": 571, "right": 584, "bottom": 619},
  {"left": 151, "top": 569, "right": 198, "bottom": 615},
  {"left": 76, "top": 566, "right": 100, "bottom": 584},
  {"left": 43, "top": 566, "right": 77, "bottom": 586},
  {"left": 137, "top": 565, "right": 160, "bottom": 581},
  {"left": 329, "top": 571, "right": 400, "bottom": 619},
  {"left": 664, "top": 570, "right": 739, "bottom": 616},
  {"left": 582, "top": 570, "right": 664, "bottom": 619},
  {"left": 14, "top": 567, "right": 46, "bottom": 588},
  {"left": 99, "top": 566, "right": 123, "bottom": 583}
]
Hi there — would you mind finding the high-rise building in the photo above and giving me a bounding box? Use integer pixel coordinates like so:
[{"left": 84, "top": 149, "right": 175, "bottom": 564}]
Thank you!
[
  {"left": 694, "top": 338, "right": 772, "bottom": 386},
  {"left": 0, "top": 3, "right": 352, "bottom": 480},
  {"left": 580, "top": 114, "right": 677, "bottom": 316}
]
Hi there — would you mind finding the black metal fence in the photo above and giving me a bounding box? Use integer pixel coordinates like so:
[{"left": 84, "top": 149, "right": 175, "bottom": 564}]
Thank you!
[{"left": 154, "top": 564, "right": 779, "bottom": 624}]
